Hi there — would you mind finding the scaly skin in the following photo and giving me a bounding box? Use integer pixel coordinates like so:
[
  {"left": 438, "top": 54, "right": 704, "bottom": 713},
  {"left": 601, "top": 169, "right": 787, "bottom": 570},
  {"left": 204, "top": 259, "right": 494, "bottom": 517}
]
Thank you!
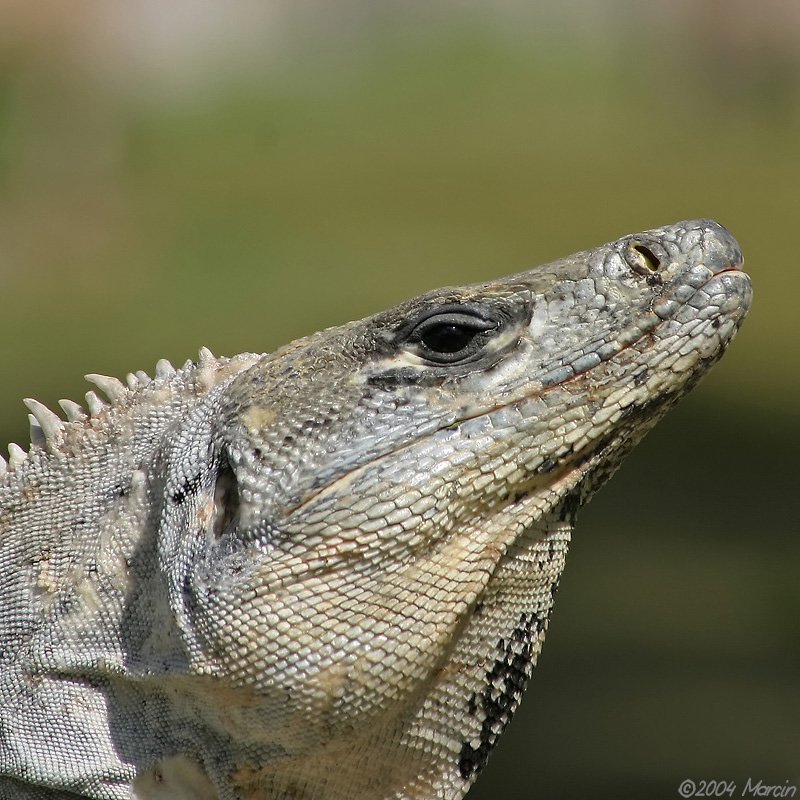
[{"left": 0, "top": 220, "right": 751, "bottom": 800}]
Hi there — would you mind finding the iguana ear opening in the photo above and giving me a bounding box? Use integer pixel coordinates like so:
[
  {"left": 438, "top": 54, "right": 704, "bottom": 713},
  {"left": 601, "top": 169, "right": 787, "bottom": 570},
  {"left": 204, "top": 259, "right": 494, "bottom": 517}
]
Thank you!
[{"left": 212, "top": 455, "right": 239, "bottom": 539}]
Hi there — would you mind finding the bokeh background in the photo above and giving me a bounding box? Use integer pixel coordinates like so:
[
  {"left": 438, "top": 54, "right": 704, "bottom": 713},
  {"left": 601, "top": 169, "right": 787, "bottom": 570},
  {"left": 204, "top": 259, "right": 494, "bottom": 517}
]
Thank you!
[{"left": 0, "top": 2, "right": 797, "bottom": 797}]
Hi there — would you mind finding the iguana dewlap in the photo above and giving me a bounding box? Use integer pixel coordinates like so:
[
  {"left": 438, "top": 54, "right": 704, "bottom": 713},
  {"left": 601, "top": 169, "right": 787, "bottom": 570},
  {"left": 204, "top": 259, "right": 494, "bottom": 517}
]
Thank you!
[{"left": 0, "top": 220, "right": 751, "bottom": 800}]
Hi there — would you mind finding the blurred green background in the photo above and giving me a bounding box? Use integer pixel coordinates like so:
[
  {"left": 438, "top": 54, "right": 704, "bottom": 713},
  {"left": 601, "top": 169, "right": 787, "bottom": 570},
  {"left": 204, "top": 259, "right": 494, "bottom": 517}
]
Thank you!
[{"left": 0, "top": 3, "right": 797, "bottom": 797}]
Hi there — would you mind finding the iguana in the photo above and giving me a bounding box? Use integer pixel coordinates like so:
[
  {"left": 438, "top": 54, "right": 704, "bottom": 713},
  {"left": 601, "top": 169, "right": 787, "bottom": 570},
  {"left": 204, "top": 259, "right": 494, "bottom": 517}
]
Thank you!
[{"left": 0, "top": 219, "right": 751, "bottom": 800}]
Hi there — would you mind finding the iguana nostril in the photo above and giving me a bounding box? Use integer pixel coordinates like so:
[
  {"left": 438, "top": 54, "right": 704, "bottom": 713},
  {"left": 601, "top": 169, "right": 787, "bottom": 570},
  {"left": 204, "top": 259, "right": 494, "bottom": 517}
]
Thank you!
[{"left": 630, "top": 244, "right": 662, "bottom": 274}]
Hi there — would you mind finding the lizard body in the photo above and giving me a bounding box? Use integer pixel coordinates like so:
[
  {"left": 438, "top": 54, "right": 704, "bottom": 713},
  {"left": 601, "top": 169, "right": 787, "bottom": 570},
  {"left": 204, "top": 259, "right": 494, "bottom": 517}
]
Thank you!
[{"left": 0, "top": 220, "right": 751, "bottom": 799}]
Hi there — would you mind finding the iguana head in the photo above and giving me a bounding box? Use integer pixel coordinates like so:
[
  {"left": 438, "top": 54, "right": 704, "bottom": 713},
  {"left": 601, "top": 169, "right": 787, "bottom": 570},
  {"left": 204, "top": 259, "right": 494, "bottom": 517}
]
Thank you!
[
  {"left": 155, "top": 220, "right": 749, "bottom": 793},
  {"left": 221, "top": 218, "right": 747, "bottom": 517}
]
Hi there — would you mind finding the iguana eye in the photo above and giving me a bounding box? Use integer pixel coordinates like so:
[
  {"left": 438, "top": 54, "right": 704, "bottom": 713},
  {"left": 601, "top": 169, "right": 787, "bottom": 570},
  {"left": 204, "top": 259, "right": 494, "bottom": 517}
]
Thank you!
[
  {"left": 421, "top": 322, "right": 477, "bottom": 353},
  {"left": 407, "top": 307, "right": 498, "bottom": 363}
]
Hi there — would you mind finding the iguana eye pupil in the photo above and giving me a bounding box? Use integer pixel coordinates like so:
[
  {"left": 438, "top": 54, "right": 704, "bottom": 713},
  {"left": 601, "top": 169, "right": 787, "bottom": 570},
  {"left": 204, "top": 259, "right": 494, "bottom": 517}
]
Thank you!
[{"left": 421, "top": 323, "right": 475, "bottom": 354}]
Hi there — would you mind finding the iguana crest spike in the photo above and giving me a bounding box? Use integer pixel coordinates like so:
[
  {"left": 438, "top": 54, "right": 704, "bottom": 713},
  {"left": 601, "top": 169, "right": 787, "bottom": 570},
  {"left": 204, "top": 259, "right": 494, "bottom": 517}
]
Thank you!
[
  {"left": 59, "top": 398, "right": 86, "bottom": 422},
  {"left": 85, "top": 373, "right": 129, "bottom": 403}
]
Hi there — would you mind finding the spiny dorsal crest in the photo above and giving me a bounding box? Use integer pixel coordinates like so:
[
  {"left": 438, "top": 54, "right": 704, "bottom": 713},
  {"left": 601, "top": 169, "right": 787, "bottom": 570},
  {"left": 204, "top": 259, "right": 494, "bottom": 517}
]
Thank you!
[{"left": 0, "top": 347, "right": 254, "bottom": 479}]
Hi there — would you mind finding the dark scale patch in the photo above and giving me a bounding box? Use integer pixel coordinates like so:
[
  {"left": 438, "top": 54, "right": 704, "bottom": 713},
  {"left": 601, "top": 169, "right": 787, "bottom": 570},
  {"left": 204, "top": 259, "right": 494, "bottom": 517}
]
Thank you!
[
  {"left": 366, "top": 366, "right": 446, "bottom": 389},
  {"left": 557, "top": 489, "right": 582, "bottom": 524},
  {"left": 576, "top": 431, "right": 615, "bottom": 468},
  {"left": 633, "top": 367, "right": 650, "bottom": 387},
  {"left": 645, "top": 273, "right": 663, "bottom": 287},
  {"left": 101, "top": 480, "right": 131, "bottom": 503},
  {"left": 171, "top": 473, "right": 202, "bottom": 506},
  {"left": 538, "top": 457, "right": 556, "bottom": 474},
  {"left": 458, "top": 610, "right": 547, "bottom": 780}
]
